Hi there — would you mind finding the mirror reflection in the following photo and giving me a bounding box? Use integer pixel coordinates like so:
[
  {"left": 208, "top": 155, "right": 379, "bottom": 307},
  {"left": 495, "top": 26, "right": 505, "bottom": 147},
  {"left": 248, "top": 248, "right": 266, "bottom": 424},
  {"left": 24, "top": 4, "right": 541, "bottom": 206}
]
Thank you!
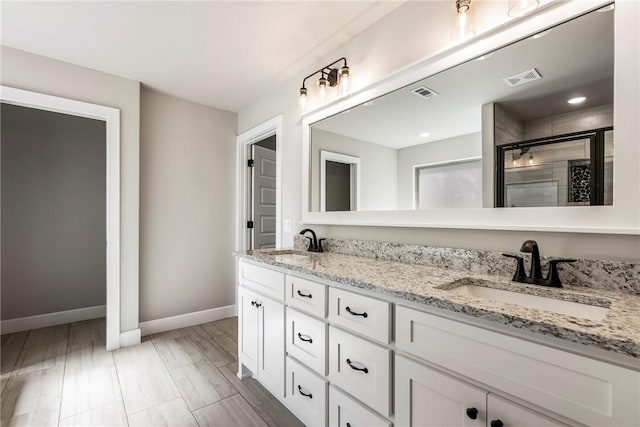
[{"left": 309, "top": 7, "right": 614, "bottom": 212}]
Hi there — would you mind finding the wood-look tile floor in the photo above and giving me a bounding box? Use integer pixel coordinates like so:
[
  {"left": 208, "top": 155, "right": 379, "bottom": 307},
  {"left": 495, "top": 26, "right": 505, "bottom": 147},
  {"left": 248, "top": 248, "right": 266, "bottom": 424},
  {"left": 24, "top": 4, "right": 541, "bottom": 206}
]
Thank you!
[{"left": 1, "top": 317, "right": 303, "bottom": 427}]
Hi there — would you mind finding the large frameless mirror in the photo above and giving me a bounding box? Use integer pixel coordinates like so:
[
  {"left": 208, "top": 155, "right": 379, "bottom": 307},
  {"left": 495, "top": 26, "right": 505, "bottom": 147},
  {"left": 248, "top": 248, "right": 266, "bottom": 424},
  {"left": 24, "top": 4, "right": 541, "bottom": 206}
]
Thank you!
[{"left": 308, "top": 6, "right": 614, "bottom": 212}]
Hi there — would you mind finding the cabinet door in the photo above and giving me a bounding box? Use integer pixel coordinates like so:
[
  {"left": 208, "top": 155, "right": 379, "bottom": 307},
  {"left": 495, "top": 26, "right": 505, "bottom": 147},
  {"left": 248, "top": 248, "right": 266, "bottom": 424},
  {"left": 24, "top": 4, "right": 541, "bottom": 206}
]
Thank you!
[
  {"left": 487, "top": 395, "right": 568, "bottom": 427},
  {"left": 395, "top": 355, "right": 487, "bottom": 427},
  {"left": 257, "top": 296, "right": 285, "bottom": 397},
  {"left": 238, "top": 286, "right": 259, "bottom": 374}
]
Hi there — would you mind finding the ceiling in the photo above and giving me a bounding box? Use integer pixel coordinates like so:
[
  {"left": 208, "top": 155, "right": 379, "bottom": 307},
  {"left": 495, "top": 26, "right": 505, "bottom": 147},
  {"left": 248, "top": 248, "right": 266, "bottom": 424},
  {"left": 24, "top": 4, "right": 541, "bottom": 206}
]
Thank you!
[
  {"left": 0, "top": 1, "right": 404, "bottom": 112},
  {"left": 313, "top": 7, "right": 614, "bottom": 149}
]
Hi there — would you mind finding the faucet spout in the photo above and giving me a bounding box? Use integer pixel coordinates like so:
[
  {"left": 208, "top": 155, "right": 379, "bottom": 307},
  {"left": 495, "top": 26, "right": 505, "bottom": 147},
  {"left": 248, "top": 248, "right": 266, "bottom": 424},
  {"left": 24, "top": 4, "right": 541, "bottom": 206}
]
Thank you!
[
  {"left": 520, "top": 240, "right": 543, "bottom": 280},
  {"left": 299, "top": 229, "right": 322, "bottom": 252}
]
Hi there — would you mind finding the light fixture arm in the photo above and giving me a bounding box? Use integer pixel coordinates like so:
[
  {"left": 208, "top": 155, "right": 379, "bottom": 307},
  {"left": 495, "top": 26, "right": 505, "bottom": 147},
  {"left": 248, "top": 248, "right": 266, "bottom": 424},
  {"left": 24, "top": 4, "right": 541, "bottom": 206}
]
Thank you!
[{"left": 301, "top": 57, "right": 348, "bottom": 89}]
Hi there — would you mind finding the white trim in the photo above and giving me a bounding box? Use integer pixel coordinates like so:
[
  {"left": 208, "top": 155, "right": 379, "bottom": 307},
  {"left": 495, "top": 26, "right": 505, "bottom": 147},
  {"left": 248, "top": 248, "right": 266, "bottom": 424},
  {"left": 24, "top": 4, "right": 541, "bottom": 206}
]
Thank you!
[
  {"left": 139, "top": 305, "right": 237, "bottom": 336},
  {"left": 300, "top": 0, "right": 640, "bottom": 235},
  {"left": 119, "top": 329, "right": 141, "bottom": 348},
  {"left": 0, "top": 85, "right": 121, "bottom": 350},
  {"left": 319, "top": 150, "right": 361, "bottom": 212},
  {"left": 1, "top": 305, "right": 106, "bottom": 334},
  {"left": 236, "top": 115, "right": 283, "bottom": 252}
]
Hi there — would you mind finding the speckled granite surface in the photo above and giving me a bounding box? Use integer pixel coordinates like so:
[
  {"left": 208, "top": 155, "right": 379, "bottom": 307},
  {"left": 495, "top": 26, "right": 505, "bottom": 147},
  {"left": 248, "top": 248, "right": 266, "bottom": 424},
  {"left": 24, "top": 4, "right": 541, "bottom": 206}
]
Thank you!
[
  {"left": 294, "top": 236, "right": 640, "bottom": 294},
  {"left": 238, "top": 247, "right": 640, "bottom": 358}
]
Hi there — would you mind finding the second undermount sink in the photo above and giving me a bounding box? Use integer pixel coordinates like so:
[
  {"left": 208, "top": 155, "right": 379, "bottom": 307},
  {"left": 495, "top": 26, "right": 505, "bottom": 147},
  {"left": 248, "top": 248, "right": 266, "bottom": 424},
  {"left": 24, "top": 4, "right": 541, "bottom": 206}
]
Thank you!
[
  {"left": 265, "top": 250, "right": 311, "bottom": 263},
  {"left": 445, "top": 280, "right": 610, "bottom": 321}
]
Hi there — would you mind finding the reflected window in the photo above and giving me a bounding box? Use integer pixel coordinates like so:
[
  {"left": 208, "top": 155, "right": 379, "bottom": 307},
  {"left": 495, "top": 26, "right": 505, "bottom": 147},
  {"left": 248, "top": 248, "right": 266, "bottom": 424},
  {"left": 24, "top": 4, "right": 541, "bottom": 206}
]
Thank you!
[{"left": 415, "top": 159, "right": 482, "bottom": 209}]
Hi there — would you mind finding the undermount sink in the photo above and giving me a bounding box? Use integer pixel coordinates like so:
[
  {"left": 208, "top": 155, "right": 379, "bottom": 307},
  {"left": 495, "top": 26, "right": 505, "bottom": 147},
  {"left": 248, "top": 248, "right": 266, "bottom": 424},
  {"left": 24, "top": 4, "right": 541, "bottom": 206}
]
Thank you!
[
  {"left": 445, "top": 281, "right": 610, "bottom": 321},
  {"left": 262, "top": 250, "right": 311, "bottom": 262}
]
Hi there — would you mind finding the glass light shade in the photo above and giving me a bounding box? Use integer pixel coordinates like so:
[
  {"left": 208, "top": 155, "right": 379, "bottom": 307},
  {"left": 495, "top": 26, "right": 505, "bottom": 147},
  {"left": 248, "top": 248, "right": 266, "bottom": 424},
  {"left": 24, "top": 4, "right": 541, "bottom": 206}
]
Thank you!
[
  {"left": 298, "top": 88, "right": 307, "bottom": 112},
  {"left": 338, "top": 67, "right": 350, "bottom": 96},
  {"left": 451, "top": 3, "right": 475, "bottom": 42},
  {"left": 508, "top": 0, "right": 540, "bottom": 17}
]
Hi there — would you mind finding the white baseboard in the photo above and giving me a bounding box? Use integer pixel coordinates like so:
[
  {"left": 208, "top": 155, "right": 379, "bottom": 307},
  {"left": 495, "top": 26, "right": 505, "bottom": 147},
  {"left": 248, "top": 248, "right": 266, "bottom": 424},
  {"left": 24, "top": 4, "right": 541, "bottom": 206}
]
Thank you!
[
  {"left": 119, "top": 328, "right": 141, "bottom": 348},
  {"left": 1, "top": 305, "right": 106, "bottom": 334},
  {"left": 139, "top": 304, "right": 237, "bottom": 336}
]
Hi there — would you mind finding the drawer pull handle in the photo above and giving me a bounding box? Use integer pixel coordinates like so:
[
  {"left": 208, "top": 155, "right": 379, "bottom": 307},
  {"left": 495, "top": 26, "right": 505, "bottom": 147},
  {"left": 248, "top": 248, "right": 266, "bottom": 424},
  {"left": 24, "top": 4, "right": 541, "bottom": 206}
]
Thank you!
[
  {"left": 346, "top": 358, "right": 368, "bottom": 373},
  {"left": 490, "top": 420, "right": 503, "bottom": 427},
  {"left": 466, "top": 408, "right": 478, "bottom": 420},
  {"left": 297, "top": 332, "right": 313, "bottom": 343},
  {"left": 297, "top": 385, "right": 313, "bottom": 399},
  {"left": 345, "top": 306, "right": 368, "bottom": 318},
  {"left": 297, "top": 290, "right": 312, "bottom": 299}
]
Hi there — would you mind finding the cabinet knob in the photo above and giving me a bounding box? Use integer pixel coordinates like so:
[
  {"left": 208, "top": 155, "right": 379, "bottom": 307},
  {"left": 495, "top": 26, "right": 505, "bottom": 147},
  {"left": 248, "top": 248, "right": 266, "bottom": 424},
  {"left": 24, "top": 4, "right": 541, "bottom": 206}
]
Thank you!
[
  {"left": 490, "top": 420, "right": 504, "bottom": 427},
  {"left": 466, "top": 407, "right": 478, "bottom": 420}
]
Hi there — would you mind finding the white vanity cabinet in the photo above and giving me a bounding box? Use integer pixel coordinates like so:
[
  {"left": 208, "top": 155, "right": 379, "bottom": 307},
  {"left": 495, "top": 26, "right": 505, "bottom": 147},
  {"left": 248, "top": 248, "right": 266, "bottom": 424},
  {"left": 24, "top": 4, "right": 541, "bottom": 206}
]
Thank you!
[
  {"left": 395, "top": 355, "right": 567, "bottom": 427},
  {"left": 237, "top": 259, "right": 639, "bottom": 427},
  {"left": 238, "top": 262, "right": 285, "bottom": 397}
]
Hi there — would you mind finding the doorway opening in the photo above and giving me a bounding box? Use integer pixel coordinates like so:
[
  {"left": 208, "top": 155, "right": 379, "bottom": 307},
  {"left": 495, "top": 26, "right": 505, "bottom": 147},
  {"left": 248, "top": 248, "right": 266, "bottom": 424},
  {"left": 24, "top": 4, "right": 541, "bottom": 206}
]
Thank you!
[
  {"left": 236, "top": 116, "right": 282, "bottom": 252},
  {"left": 0, "top": 86, "right": 121, "bottom": 350}
]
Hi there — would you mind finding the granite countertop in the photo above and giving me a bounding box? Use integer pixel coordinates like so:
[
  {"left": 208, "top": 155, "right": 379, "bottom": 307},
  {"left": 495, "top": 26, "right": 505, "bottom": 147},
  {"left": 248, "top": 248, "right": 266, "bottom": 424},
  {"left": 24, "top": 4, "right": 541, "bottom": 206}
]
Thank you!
[{"left": 237, "top": 248, "right": 640, "bottom": 359}]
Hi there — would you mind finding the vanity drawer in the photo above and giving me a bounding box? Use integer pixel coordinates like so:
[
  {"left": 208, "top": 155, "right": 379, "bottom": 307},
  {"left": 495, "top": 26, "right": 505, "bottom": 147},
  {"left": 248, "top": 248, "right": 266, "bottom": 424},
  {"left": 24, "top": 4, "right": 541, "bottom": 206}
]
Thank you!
[
  {"left": 285, "top": 356, "right": 327, "bottom": 427},
  {"left": 395, "top": 305, "right": 640, "bottom": 427},
  {"left": 286, "top": 274, "right": 326, "bottom": 318},
  {"left": 239, "top": 261, "right": 285, "bottom": 301},
  {"left": 328, "top": 287, "right": 391, "bottom": 344},
  {"left": 286, "top": 307, "right": 327, "bottom": 376},
  {"left": 328, "top": 326, "right": 391, "bottom": 417},
  {"left": 329, "top": 386, "right": 391, "bottom": 427}
]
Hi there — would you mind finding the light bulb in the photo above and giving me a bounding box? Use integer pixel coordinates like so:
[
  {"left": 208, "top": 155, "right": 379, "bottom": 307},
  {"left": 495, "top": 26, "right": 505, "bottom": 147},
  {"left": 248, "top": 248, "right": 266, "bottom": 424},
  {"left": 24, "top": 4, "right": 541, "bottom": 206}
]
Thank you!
[
  {"left": 528, "top": 153, "right": 534, "bottom": 165},
  {"left": 298, "top": 87, "right": 307, "bottom": 112},
  {"left": 338, "top": 66, "right": 350, "bottom": 96},
  {"left": 318, "top": 76, "right": 328, "bottom": 103},
  {"left": 512, "top": 158, "right": 517, "bottom": 166},
  {"left": 453, "top": 0, "right": 475, "bottom": 41}
]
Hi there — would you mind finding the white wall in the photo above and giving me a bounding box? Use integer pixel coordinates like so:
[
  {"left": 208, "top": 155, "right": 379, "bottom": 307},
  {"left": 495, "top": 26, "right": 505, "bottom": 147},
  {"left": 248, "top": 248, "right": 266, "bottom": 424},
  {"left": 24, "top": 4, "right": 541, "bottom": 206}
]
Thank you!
[
  {"left": 237, "top": 1, "right": 640, "bottom": 261},
  {"left": 1, "top": 103, "right": 106, "bottom": 320},
  {"left": 397, "top": 133, "right": 481, "bottom": 210},
  {"left": 139, "top": 87, "right": 237, "bottom": 322},
  {"left": 311, "top": 129, "right": 397, "bottom": 211},
  {"left": 1, "top": 46, "right": 140, "bottom": 332}
]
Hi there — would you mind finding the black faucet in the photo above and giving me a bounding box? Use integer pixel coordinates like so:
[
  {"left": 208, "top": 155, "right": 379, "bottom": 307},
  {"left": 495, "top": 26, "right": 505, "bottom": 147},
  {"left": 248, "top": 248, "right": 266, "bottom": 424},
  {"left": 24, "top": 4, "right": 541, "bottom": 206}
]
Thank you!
[
  {"left": 299, "top": 229, "right": 325, "bottom": 253},
  {"left": 503, "top": 240, "right": 576, "bottom": 288}
]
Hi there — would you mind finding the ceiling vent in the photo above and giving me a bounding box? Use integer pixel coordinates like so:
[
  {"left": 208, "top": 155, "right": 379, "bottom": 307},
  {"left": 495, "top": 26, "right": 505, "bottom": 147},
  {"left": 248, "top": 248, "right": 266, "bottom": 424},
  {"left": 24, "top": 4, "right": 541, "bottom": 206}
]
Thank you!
[
  {"left": 411, "top": 86, "right": 439, "bottom": 99},
  {"left": 503, "top": 68, "right": 542, "bottom": 87}
]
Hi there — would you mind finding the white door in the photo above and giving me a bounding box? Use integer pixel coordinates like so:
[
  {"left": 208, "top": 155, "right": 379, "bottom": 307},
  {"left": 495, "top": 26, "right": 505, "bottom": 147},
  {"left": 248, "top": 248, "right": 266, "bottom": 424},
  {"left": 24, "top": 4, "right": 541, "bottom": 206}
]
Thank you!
[
  {"left": 395, "top": 355, "right": 487, "bottom": 427},
  {"left": 251, "top": 144, "right": 276, "bottom": 249},
  {"left": 487, "top": 395, "right": 568, "bottom": 427}
]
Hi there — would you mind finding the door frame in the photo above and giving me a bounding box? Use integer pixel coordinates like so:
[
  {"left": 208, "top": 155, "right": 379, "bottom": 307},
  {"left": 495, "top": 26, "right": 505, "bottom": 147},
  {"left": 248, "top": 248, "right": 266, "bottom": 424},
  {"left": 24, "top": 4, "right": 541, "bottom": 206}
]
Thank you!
[
  {"left": 0, "top": 85, "right": 121, "bottom": 351},
  {"left": 235, "top": 115, "right": 283, "bottom": 252}
]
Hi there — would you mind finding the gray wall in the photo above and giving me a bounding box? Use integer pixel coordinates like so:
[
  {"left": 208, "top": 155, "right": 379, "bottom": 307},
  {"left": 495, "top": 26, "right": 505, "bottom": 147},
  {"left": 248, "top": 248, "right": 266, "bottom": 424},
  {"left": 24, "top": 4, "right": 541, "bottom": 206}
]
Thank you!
[
  {"left": 1, "top": 46, "right": 140, "bottom": 332},
  {"left": 139, "top": 87, "right": 237, "bottom": 322},
  {"left": 1, "top": 104, "right": 106, "bottom": 320},
  {"left": 311, "top": 129, "right": 397, "bottom": 211}
]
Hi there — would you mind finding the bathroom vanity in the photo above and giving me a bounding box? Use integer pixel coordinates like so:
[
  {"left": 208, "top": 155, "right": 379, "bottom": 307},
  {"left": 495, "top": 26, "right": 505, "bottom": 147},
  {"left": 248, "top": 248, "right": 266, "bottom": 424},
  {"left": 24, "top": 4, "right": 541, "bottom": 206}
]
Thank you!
[{"left": 235, "top": 243, "right": 640, "bottom": 427}]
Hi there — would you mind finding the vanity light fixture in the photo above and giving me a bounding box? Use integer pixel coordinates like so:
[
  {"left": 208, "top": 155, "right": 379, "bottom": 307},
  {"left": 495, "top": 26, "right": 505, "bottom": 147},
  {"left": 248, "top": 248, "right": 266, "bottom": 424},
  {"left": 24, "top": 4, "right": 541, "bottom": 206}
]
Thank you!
[
  {"left": 298, "top": 57, "right": 350, "bottom": 112},
  {"left": 508, "top": 0, "right": 540, "bottom": 17},
  {"left": 454, "top": 0, "right": 475, "bottom": 40},
  {"left": 528, "top": 152, "right": 534, "bottom": 165},
  {"left": 567, "top": 96, "right": 587, "bottom": 105}
]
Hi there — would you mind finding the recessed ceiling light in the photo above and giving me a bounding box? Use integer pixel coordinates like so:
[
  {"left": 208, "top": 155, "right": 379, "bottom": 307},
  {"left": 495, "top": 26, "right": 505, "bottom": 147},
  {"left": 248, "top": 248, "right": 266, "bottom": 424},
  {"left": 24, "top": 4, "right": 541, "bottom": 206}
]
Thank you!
[
  {"left": 530, "top": 29, "right": 553, "bottom": 40},
  {"left": 419, "top": 132, "right": 431, "bottom": 138},
  {"left": 475, "top": 53, "right": 494, "bottom": 61},
  {"left": 567, "top": 96, "right": 587, "bottom": 104}
]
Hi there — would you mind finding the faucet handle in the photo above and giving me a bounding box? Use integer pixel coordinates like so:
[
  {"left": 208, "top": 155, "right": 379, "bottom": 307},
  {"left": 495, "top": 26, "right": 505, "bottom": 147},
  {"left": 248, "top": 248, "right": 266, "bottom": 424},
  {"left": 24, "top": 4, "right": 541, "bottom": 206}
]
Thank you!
[
  {"left": 318, "top": 238, "right": 326, "bottom": 253},
  {"left": 546, "top": 259, "right": 577, "bottom": 287},
  {"left": 502, "top": 253, "right": 526, "bottom": 282}
]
